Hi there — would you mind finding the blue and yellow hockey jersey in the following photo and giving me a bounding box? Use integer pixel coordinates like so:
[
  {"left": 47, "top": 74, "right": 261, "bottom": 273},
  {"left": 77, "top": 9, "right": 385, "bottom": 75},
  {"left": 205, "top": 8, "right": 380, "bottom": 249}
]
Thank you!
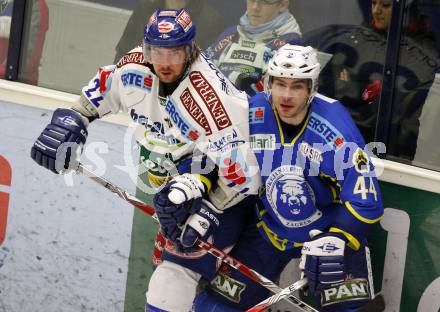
[{"left": 249, "top": 92, "right": 384, "bottom": 251}]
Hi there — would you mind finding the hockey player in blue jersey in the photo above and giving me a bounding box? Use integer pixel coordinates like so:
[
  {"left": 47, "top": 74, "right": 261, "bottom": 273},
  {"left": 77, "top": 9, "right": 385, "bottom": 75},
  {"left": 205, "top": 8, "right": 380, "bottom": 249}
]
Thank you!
[{"left": 188, "top": 44, "right": 385, "bottom": 311}]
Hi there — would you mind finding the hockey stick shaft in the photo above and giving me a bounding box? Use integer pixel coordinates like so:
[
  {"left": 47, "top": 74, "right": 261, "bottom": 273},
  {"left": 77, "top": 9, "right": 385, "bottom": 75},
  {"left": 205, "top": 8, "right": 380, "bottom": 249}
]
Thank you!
[
  {"left": 77, "top": 164, "right": 317, "bottom": 312},
  {"left": 246, "top": 277, "right": 308, "bottom": 312},
  {"left": 247, "top": 282, "right": 385, "bottom": 312}
]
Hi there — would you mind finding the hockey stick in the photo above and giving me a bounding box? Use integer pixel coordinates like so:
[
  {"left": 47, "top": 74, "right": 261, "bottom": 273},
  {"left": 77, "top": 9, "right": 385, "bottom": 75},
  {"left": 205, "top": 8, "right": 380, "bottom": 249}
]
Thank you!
[
  {"left": 247, "top": 280, "right": 386, "bottom": 312},
  {"left": 76, "top": 163, "right": 318, "bottom": 312},
  {"left": 246, "top": 277, "right": 308, "bottom": 312}
]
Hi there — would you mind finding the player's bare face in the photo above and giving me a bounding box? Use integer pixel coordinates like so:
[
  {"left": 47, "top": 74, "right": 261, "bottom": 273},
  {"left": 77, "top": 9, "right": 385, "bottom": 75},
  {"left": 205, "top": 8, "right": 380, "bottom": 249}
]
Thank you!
[
  {"left": 271, "top": 77, "right": 310, "bottom": 126},
  {"left": 151, "top": 47, "right": 188, "bottom": 83},
  {"left": 246, "top": 0, "right": 284, "bottom": 26},
  {"left": 372, "top": 0, "right": 392, "bottom": 31}
]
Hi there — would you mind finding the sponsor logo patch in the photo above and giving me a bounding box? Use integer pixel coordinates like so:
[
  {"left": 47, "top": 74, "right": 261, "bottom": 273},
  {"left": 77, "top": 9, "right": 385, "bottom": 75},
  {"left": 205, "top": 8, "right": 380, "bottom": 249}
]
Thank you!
[
  {"left": 165, "top": 99, "right": 200, "bottom": 141},
  {"left": 180, "top": 88, "right": 212, "bottom": 135},
  {"left": 207, "top": 129, "right": 244, "bottom": 152},
  {"left": 189, "top": 71, "right": 232, "bottom": 130},
  {"left": 220, "top": 157, "right": 248, "bottom": 187},
  {"left": 230, "top": 49, "right": 257, "bottom": 62},
  {"left": 307, "top": 112, "right": 345, "bottom": 149},
  {"left": 210, "top": 272, "right": 246, "bottom": 303},
  {"left": 299, "top": 142, "right": 323, "bottom": 163},
  {"left": 158, "top": 21, "right": 174, "bottom": 33},
  {"left": 321, "top": 278, "right": 370, "bottom": 307},
  {"left": 249, "top": 107, "right": 265, "bottom": 124},
  {"left": 130, "top": 109, "right": 179, "bottom": 145},
  {"left": 116, "top": 52, "right": 145, "bottom": 68},
  {"left": 250, "top": 134, "right": 275, "bottom": 150},
  {"left": 241, "top": 40, "right": 256, "bottom": 48},
  {"left": 176, "top": 9, "right": 192, "bottom": 32},
  {"left": 121, "top": 70, "right": 153, "bottom": 92}
]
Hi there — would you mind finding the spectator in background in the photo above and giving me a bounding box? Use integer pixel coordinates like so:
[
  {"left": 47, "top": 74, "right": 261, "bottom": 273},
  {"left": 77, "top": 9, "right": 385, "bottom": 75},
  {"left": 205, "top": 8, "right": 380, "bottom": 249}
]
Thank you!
[
  {"left": 305, "top": 0, "right": 437, "bottom": 160},
  {"left": 0, "top": 0, "right": 49, "bottom": 84},
  {"left": 113, "top": 0, "right": 228, "bottom": 62},
  {"left": 205, "top": 0, "right": 302, "bottom": 95}
]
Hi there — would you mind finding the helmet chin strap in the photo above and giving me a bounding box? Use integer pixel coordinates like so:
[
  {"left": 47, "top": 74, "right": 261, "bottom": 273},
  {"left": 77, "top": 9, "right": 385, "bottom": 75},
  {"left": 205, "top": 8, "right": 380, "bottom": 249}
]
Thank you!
[
  {"left": 306, "top": 93, "right": 314, "bottom": 105},
  {"left": 306, "top": 79, "right": 315, "bottom": 105}
]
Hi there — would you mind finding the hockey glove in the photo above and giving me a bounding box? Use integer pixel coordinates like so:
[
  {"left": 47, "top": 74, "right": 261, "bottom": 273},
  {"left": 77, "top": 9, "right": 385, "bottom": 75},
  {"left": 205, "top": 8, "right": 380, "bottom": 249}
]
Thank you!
[
  {"left": 31, "top": 108, "right": 88, "bottom": 174},
  {"left": 154, "top": 182, "right": 191, "bottom": 243},
  {"left": 179, "top": 199, "right": 221, "bottom": 250},
  {"left": 299, "top": 230, "right": 347, "bottom": 294},
  {"left": 153, "top": 173, "right": 209, "bottom": 247},
  {"left": 167, "top": 173, "right": 207, "bottom": 205}
]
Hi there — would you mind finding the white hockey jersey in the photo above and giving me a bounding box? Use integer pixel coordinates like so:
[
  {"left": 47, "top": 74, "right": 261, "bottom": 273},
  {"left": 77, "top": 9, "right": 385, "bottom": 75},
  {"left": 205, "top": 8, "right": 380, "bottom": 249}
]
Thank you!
[{"left": 80, "top": 47, "right": 261, "bottom": 209}]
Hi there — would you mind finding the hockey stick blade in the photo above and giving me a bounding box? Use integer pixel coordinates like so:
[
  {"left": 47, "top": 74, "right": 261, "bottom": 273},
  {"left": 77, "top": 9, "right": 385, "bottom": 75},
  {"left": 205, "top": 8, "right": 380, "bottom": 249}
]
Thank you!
[
  {"left": 246, "top": 277, "right": 308, "bottom": 312},
  {"left": 76, "top": 164, "right": 317, "bottom": 312},
  {"left": 356, "top": 294, "right": 385, "bottom": 312}
]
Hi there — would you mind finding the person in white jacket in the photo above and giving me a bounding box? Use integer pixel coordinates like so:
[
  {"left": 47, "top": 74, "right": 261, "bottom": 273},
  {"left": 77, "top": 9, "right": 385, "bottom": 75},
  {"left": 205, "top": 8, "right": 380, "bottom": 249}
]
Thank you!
[{"left": 205, "top": 0, "right": 302, "bottom": 95}]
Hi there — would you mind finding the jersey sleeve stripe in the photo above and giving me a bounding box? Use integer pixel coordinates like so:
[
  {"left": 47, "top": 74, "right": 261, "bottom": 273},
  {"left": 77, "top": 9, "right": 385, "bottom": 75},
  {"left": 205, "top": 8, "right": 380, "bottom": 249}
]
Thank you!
[{"left": 344, "top": 201, "right": 384, "bottom": 224}]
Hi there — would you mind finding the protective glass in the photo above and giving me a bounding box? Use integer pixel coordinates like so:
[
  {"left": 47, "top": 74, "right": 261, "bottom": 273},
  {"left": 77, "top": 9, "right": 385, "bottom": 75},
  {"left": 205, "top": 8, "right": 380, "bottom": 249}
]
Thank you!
[{"left": 148, "top": 46, "right": 188, "bottom": 65}]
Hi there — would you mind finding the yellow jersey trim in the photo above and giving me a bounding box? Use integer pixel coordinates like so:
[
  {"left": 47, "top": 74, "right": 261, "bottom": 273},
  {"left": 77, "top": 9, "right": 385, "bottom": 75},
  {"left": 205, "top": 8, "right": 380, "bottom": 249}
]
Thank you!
[
  {"left": 195, "top": 174, "right": 212, "bottom": 193},
  {"left": 273, "top": 108, "right": 310, "bottom": 146},
  {"left": 344, "top": 201, "right": 384, "bottom": 224},
  {"left": 329, "top": 227, "right": 361, "bottom": 251},
  {"left": 256, "top": 220, "right": 303, "bottom": 251}
]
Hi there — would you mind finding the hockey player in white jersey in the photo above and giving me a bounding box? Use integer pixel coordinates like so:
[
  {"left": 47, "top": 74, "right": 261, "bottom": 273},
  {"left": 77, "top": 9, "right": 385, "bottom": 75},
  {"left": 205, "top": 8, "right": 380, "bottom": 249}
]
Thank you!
[{"left": 30, "top": 8, "right": 260, "bottom": 311}]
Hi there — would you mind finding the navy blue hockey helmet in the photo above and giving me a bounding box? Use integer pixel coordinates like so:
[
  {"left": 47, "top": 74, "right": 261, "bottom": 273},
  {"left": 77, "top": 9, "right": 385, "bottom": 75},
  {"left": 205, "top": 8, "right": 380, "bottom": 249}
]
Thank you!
[{"left": 143, "top": 8, "right": 196, "bottom": 58}]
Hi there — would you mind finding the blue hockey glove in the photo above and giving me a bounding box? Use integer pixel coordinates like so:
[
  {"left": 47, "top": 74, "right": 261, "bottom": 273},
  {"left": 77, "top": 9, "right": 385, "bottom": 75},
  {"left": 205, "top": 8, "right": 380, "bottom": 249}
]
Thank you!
[
  {"left": 31, "top": 108, "right": 88, "bottom": 173},
  {"left": 153, "top": 182, "right": 192, "bottom": 243},
  {"left": 299, "top": 230, "right": 347, "bottom": 294},
  {"left": 154, "top": 173, "right": 211, "bottom": 250},
  {"left": 180, "top": 199, "right": 221, "bottom": 250}
]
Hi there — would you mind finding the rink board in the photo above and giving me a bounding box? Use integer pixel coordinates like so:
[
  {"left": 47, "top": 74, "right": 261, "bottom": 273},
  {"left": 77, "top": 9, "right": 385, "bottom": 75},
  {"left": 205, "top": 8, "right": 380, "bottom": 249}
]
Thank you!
[{"left": 0, "top": 100, "right": 139, "bottom": 311}]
